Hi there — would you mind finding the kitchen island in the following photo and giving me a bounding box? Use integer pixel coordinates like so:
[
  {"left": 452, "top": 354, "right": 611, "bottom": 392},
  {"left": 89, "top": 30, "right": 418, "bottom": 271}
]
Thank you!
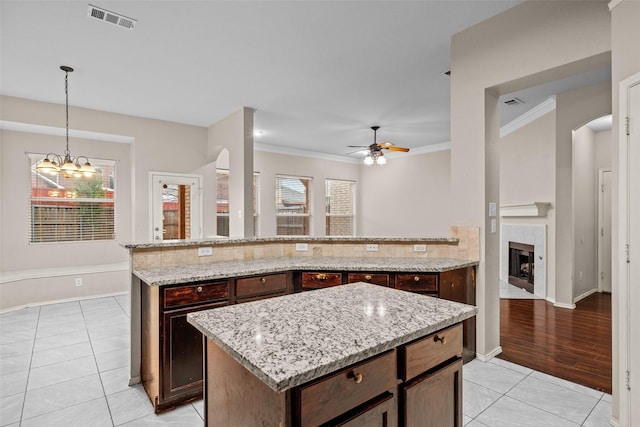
[{"left": 188, "top": 282, "right": 477, "bottom": 426}]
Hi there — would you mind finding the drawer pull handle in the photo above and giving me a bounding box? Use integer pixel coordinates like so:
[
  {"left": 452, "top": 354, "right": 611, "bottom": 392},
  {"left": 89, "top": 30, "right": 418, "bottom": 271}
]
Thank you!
[
  {"left": 347, "top": 371, "right": 363, "bottom": 384},
  {"left": 196, "top": 286, "right": 203, "bottom": 293},
  {"left": 261, "top": 278, "right": 266, "bottom": 284},
  {"left": 317, "top": 273, "right": 327, "bottom": 280},
  {"left": 414, "top": 276, "right": 420, "bottom": 282},
  {"left": 434, "top": 335, "right": 447, "bottom": 345},
  {"left": 364, "top": 275, "right": 372, "bottom": 281}
]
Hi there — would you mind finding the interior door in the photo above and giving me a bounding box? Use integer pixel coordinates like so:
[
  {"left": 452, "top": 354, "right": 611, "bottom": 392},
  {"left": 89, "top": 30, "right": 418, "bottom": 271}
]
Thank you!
[
  {"left": 150, "top": 173, "right": 202, "bottom": 241},
  {"left": 598, "top": 169, "right": 612, "bottom": 293}
]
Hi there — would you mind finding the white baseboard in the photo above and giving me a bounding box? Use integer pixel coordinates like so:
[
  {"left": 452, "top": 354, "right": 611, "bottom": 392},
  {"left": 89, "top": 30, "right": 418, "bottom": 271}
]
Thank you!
[
  {"left": 0, "top": 291, "right": 129, "bottom": 314},
  {"left": 0, "top": 262, "right": 129, "bottom": 284},
  {"left": 475, "top": 346, "right": 503, "bottom": 362},
  {"left": 553, "top": 301, "right": 577, "bottom": 309},
  {"left": 573, "top": 288, "right": 598, "bottom": 304}
]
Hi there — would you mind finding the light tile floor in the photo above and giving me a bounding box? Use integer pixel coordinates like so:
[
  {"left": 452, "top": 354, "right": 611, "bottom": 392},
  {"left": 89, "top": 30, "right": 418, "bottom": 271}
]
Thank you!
[
  {"left": 0, "top": 295, "right": 612, "bottom": 426},
  {"left": 499, "top": 280, "right": 543, "bottom": 300}
]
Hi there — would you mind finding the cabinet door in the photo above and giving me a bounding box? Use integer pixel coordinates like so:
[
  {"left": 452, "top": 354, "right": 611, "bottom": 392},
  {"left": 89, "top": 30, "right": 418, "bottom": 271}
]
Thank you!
[
  {"left": 438, "top": 268, "right": 476, "bottom": 363},
  {"left": 162, "top": 301, "right": 227, "bottom": 402},
  {"left": 326, "top": 392, "right": 397, "bottom": 427},
  {"left": 401, "top": 358, "right": 462, "bottom": 427}
]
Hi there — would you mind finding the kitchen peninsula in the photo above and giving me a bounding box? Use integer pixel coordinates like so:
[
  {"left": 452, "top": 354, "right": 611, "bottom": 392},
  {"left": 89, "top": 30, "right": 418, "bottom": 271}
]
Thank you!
[
  {"left": 188, "top": 282, "right": 477, "bottom": 426},
  {"left": 124, "top": 231, "right": 480, "bottom": 412}
]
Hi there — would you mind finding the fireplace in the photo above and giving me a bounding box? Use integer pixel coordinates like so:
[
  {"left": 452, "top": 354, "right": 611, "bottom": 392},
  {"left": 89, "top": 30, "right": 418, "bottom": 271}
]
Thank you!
[{"left": 508, "top": 242, "right": 535, "bottom": 293}]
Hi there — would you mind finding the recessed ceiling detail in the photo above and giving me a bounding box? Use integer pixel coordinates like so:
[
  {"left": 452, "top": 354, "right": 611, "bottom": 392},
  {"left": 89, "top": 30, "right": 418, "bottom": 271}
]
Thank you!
[{"left": 87, "top": 4, "right": 136, "bottom": 30}]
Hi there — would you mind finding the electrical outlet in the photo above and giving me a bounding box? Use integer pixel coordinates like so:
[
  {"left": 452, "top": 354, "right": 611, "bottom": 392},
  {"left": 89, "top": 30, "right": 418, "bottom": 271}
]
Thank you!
[
  {"left": 295, "top": 243, "right": 308, "bottom": 252},
  {"left": 198, "top": 247, "right": 213, "bottom": 256},
  {"left": 75, "top": 278, "right": 82, "bottom": 287},
  {"left": 366, "top": 243, "right": 378, "bottom": 252},
  {"left": 413, "top": 244, "right": 427, "bottom": 252}
]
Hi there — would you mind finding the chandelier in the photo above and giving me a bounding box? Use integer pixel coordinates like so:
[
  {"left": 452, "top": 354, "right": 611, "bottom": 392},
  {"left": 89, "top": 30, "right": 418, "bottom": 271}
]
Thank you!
[{"left": 36, "top": 66, "right": 96, "bottom": 178}]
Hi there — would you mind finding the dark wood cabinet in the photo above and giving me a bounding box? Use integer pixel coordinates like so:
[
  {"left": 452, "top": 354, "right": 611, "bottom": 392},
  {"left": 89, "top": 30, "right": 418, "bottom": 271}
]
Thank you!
[
  {"left": 347, "top": 273, "right": 390, "bottom": 287},
  {"left": 400, "top": 359, "right": 463, "bottom": 427},
  {"left": 438, "top": 268, "right": 476, "bottom": 363},
  {"left": 300, "top": 272, "right": 343, "bottom": 290},
  {"left": 234, "top": 272, "right": 291, "bottom": 303},
  {"left": 395, "top": 273, "right": 438, "bottom": 294},
  {"left": 141, "top": 279, "right": 229, "bottom": 412}
]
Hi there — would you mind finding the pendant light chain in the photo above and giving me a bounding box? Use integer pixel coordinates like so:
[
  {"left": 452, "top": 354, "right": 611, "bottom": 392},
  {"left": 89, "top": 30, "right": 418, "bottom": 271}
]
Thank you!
[{"left": 35, "top": 65, "right": 97, "bottom": 178}]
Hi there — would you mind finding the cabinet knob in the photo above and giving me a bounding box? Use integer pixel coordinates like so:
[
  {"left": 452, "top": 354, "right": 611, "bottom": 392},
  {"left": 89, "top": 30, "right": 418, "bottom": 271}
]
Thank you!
[
  {"left": 347, "top": 371, "right": 363, "bottom": 384},
  {"left": 196, "top": 286, "right": 203, "bottom": 293},
  {"left": 364, "top": 275, "right": 372, "bottom": 281},
  {"left": 414, "top": 276, "right": 420, "bottom": 282},
  {"left": 317, "top": 273, "right": 327, "bottom": 280},
  {"left": 434, "top": 334, "right": 447, "bottom": 345},
  {"left": 261, "top": 277, "right": 266, "bottom": 284}
]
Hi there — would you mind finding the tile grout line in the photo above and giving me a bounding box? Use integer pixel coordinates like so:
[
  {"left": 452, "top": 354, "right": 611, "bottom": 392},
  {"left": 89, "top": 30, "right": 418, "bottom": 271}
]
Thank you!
[
  {"left": 17, "top": 306, "right": 41, "bottom": 425},
  {"left": 80, "top": 297, "right": 117, "bottom": 427}
]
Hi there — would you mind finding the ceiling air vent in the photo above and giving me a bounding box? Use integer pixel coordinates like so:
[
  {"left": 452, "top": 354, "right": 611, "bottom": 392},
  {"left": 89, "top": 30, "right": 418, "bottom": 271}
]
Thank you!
[
  {"left": 87, "top": 4, "right": 137, "bottom": 30},
  {"left": 503, "top": 97, "right": 524, "bottom": 106}
]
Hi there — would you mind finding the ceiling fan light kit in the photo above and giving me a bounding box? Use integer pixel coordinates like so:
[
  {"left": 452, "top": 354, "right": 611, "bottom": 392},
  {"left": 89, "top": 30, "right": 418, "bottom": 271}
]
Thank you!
[{"left": 351, "top": 126, "right": 409, "bottom": 166}]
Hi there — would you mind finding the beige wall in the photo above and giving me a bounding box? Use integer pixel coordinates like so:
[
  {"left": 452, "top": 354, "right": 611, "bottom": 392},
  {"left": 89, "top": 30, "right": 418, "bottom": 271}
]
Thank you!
[
  {"left": 450, "top": 1, "right": 610, "bottom": 359},
  {"left": 359, "top": 149, "right": 452, "bottom": 237},
  {"left": 0, "top": 95, "right": 209, "bottom": 310},
  {"left": 573, "top": 125, "right": 598, "bottom": 300}
]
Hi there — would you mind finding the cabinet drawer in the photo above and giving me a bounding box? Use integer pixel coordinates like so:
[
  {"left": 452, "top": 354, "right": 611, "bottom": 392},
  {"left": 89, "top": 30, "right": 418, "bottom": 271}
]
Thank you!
[
  {"left": 163, "top": 281, "right": 229, "bottom": 309},
  {"left": 236, "top": 273, "right": 288, "bottom": 299},
  {"left": 395, "top": 274, "right": 438, "bottom": 293},
  {"left": 301, "top": 272, "right": 342, "bottom": 289},
  {"left": 401, "top": 324, "right": 462, "bottom": 381},
  {"left": 347, "top": 273, "right": 390, "bottom": 287},
  {"left": 297, "top": 350, "right": 397, "bottom": 427}
]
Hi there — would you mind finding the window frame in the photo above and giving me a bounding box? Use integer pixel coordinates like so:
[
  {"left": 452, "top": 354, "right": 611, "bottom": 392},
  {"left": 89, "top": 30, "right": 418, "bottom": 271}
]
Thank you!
[
  {"left": 275, "top": 174, "right": 313, "bottom": 236},
  {"left": 28, "top": 153, "right": 116, "bottom": 244},
  {"left": 325, "top": 178, "right": 356, "bottom": 236},
  {"left": 216, "top": 169, "right": 259, "bottom": 237}
]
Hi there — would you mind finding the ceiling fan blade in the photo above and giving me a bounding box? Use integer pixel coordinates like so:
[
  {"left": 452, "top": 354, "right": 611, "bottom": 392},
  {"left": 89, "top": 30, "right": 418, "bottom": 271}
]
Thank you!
[
  {"left": 346, "top": 148, "right": 368, "bottom": 156},
  {"left": 383, "top": 146, "right": 410, "bottom": 152},
  {"left": 347, "top": 145, "right": 369, "bottom": 148}
]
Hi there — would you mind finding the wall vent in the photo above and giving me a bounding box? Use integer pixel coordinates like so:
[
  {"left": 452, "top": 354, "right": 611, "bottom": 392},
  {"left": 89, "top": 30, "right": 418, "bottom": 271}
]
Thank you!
[
  {"left": 87, "top": 5, "right": 137, "bottom": 30},
  {"left": 503, "top": 97, "right": 524, "bottom": 106}
]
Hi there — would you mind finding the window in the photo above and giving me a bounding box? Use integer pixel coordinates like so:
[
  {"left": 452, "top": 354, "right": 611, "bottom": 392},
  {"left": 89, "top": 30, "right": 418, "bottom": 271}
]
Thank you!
[
  {"left": 216, "top": 170, "right": 259, "bottom": 237},
  {"left": 325, "top": 179, "right": 355, "bottom": 236},
  {"left": 275, "top": 175, "right": 311, "bottom": 236},
  {"left": 29, "top": 154, "right": 115, "bottom": 243}
]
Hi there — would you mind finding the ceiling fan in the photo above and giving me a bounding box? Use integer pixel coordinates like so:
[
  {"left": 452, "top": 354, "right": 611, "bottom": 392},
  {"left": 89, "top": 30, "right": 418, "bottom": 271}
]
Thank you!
[{"left": 348, "top": 126, "right": 410, "bottom": 165}]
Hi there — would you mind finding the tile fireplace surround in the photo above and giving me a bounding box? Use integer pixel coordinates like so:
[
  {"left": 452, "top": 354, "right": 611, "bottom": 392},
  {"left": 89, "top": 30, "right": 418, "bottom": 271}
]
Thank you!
[{"left": 500, "top": 224, "right": 546, "bottom": 298}]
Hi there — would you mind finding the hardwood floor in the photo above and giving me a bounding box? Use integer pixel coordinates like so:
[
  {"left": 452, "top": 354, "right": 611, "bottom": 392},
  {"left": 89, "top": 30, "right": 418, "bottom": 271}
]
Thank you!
[{"left": 498, "top": 292, "right": 612, "bottom": 393}]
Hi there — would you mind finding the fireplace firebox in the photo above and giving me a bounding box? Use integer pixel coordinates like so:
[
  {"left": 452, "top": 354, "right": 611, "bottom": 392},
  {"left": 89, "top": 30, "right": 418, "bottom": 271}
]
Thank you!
[{"left": 508, "top": 242, "right": 535, "bottom": 293}]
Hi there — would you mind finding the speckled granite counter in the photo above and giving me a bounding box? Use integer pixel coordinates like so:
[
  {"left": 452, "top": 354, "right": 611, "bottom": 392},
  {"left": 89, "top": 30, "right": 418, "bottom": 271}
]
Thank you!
[
  {"left": 187, "top": 282, "right": 477, "bottom": 392},
  {"left": 134, "top": 256, "right": 478, "bottom": 286}
]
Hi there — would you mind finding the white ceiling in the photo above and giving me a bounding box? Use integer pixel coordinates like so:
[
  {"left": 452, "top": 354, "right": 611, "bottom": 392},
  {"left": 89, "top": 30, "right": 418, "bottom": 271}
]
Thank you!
[{"left": 1, "top": 1, "right": 611, "bottom": 160}]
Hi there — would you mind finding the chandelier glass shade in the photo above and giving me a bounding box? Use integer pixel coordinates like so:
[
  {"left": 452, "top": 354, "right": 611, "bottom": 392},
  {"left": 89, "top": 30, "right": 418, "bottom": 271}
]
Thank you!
[{"left": 36, "top": 66, "right": 96, "bottom": 178}]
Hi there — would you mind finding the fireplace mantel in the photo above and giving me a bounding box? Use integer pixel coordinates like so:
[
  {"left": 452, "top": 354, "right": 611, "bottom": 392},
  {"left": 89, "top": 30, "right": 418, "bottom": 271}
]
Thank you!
[{"left": 500, "top": 202, "right": 551, "bottom": 217}]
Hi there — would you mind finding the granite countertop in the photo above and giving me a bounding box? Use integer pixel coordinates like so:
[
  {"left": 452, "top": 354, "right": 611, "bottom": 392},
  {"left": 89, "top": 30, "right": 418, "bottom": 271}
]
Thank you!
[
  {"left": 134, "top": 256, "right": 478, "bottom": 286},
  {"left": 187, "top": 282, "right": 477, "bottom": 392},
  {"left": 122, "top": 236, "right": 458, "bottom": 249}
]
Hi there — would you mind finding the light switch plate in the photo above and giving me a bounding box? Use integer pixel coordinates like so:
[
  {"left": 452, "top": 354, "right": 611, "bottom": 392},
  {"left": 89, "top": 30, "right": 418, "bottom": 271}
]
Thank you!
[
  {"left": 295, "top": 243, "right": 308, "bottom": 252},
  {"left": 198, "top": 247, "right": 213, "bottom": 256},
  {"left": 489, "top": 202, "right": 497, "bottom": 217},
  {"left": 413, "top": 244, "right": 427, "bottom": 252},
  {"left": 366, "top": 243, "right": 379, "bottom": 252}
]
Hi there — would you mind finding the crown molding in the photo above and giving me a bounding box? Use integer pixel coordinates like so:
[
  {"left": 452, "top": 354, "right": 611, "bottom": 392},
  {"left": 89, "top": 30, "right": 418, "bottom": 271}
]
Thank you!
[
  {"left": 0, "top": 120, "right": 134, "bottom": 144},
  {"left": 499, "top": 97, "right": 556, "bottom": 138},
  {"left": 609, "top": 0, "right": 624, "bottom": 11},
  {"left": 254, "top": 141, "right": 362, "bottom": 164}
]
